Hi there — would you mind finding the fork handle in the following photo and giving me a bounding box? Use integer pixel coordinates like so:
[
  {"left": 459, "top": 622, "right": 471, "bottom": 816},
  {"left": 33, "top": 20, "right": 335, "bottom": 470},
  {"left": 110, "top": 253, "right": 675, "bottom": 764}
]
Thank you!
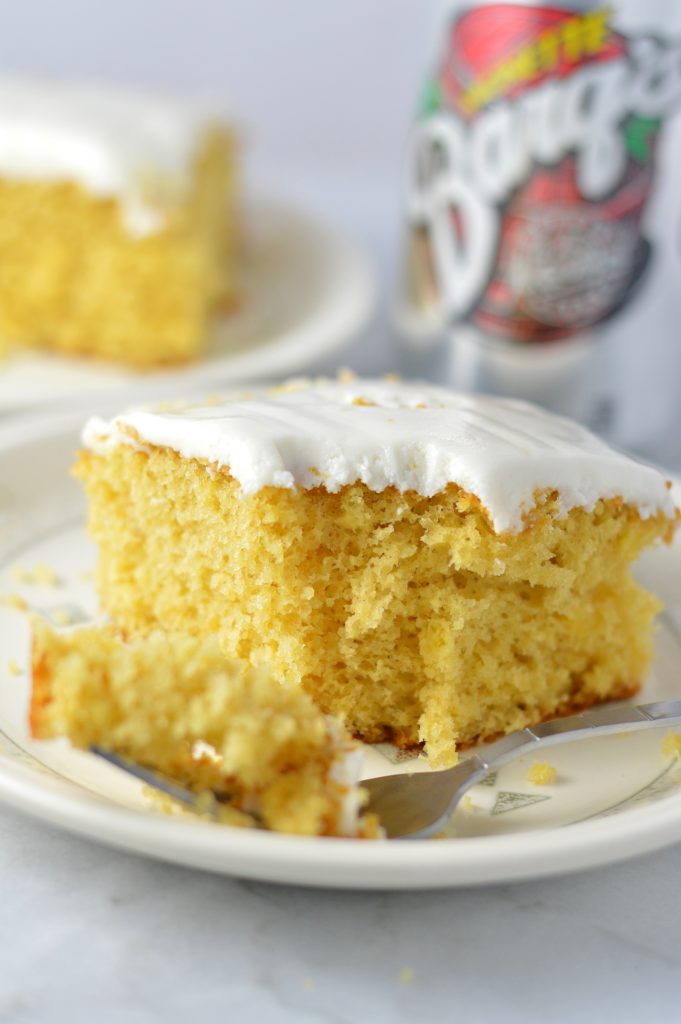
[{"left": 467, "top": 698, "right": 681, "bottom": 778}]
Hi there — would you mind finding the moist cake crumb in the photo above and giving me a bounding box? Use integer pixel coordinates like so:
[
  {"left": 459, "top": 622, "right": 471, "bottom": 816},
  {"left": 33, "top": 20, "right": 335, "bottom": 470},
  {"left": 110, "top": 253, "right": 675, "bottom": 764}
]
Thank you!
[
  {"left": 30, "top": 621, "right": 381, "bottom": 838},
  {"left": 32, "top": 563, "right": 61, "bottom": 587},
  {"left": 10, "top": 565, "right": 32, "bottom": 584},
  {"left": 10, "top": 563, "right": 61, "bottom": 586},
  {"left": 661, "top": 731, "right": 681, "bottom": 760},
  {"left": 527, "top": 762, "right": 557, "bottom": 785},
  {"left": 75, "top": 379, "right": 679, "bottom": 767}
]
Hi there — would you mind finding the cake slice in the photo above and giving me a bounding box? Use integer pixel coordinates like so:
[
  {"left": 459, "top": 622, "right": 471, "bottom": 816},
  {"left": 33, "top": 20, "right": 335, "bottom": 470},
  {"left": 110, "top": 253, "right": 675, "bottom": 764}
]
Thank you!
[
  {"left": 30, "top": 620, "right": 377, "bottom": 838},
  {"left": 76, "top": 378, "right": 679, "bottom": 767},
  {"left": 0, "top": 79, "right": 238, "bottom": 367}
]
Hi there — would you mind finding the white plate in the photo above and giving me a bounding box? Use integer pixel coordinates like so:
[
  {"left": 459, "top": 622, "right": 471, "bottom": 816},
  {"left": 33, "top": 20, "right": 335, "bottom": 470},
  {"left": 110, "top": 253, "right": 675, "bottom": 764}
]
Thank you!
[
  {"left": 1, "top": 414, "right": 680, "bottom": 889},
  {"left": 0, "top": 197, "right": 374, "bottom": 413}
]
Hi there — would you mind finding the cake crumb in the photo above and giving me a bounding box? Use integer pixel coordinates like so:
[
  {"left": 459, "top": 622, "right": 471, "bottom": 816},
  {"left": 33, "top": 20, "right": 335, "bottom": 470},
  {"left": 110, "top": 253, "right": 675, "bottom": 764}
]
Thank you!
[
  {"left": 10, "top": 565, "right": 32, "bottom": 584},
  {"left": 52, "top": 609, "right": 72, "bottom": 626},
  {"left": 1, "top": 594, "right": 28, "bottom": 611},
  {"left": 7, "top": 659, "right": 21, "bottom": 676},
  {"left": 268, "top": 377, "right": 310, "bottom": 396},
  {"left": 527, "top": 762, "right": 556, "bottom": 785},
  {"left": 301, "top": 978, "right": 315, "bottom": 992},
  {"left": 661, "top": 731, "right": 681, "bottom": 760},
  {"left": 32, "top": 563, "right": 61, "bottom": 587},
  {"left": 142, "top": 785, "right": 185, "bottom": 816},
  {"left": 337, "top": 367, "right": 356, "bottom": 383},
  {"left": 151, "top": 398, "right": 192, "bottom": 413},
  {"left": 382, "top": 372, "right": 400, "bottom": 383},
  {"left": 399, "top": 968, "right": 415, "bottom": 985},
  {"left": 461, "top": 795, "right": 474, "bottom": 811},
  {"left": 10, "top": 563, "right": 61, "bottom": 586}
]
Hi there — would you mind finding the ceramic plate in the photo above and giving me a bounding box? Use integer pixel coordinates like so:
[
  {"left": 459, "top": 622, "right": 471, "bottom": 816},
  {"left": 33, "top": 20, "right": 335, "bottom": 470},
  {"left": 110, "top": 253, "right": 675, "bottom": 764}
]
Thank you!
[
  {"left": 1, "top": 414, "right": 680, "bottom": 889},
  {"left": 0, "top": 197, "right": 374, "bottom": 413}
]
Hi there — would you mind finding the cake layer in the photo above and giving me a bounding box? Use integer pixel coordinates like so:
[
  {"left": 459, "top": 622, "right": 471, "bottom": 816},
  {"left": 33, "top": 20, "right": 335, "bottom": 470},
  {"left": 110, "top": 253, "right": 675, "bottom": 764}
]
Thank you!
[
  {"left": 0, "top": 81, "right": 239, "bottom": 366},
  {"left": 83, "top": 380, "right": 678, "bottom": 533},
  {"left": 30, "top": 621, "right": 377, "bottom": 838}
]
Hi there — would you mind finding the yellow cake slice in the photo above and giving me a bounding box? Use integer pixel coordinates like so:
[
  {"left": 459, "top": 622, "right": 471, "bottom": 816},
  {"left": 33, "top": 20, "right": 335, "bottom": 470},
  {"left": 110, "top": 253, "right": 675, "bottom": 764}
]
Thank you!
[
  {"left": 30, "top": 620, "right": 377, "bottom": 838},
  {"left": 0, "top": 79, "right": 238, "bottom": 367},
  {"left": 76, "top": 378, "right": 679, "bottom": 767}
]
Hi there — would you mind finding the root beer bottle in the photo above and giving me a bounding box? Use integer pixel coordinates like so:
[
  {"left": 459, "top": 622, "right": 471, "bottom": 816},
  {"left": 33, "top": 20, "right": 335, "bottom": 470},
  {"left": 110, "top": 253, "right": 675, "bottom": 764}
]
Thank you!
[{"left": 399, "top": 1, "right": 681, "bottom": 453}]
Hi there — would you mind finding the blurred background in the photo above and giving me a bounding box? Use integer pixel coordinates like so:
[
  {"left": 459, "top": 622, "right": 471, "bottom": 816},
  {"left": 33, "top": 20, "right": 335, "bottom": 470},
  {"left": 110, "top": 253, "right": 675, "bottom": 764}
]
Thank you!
[
  {"left": 0, "top": 0, "right": 436, "bottom": 375},
  {"left": 0, "top": 0, "right": 678, "bottom": 465},
  {"left": 0, "top": 0, "right": 429, "bottom": 178}
]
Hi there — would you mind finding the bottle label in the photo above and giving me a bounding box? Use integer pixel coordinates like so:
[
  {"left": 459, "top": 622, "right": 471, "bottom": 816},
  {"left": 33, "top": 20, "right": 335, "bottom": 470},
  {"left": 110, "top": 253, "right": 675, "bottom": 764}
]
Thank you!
[{"left": 407, "top": 5, "right": 681, "bottom": 342}]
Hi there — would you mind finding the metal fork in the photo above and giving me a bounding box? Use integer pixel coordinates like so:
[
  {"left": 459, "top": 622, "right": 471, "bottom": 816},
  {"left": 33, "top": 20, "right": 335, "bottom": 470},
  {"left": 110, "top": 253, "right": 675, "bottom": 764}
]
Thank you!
[
  {"left": 364, "top": 699, "right": 681, "bottom": 838},
  {"left": 92, "top": 699, "right": 681, "bottom": 839}
]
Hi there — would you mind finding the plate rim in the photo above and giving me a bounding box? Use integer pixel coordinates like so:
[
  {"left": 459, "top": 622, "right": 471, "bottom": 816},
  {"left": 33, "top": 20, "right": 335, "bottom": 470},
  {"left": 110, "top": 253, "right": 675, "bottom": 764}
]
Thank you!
[
  {"left": 1, "top": 413, "right": 680, "bottom": 889},
  {"left": 4, "top": 742, "right": 681, "bottom": 889}
]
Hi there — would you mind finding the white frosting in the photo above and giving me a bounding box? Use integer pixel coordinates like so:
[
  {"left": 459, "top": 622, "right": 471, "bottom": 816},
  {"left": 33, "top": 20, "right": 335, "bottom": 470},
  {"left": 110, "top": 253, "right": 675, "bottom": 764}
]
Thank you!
[
  {"left": 0, "top": 78, "right": 215, "bottom": 236},
  {"left": 326, "top": 722, "right": 369, "bottom": 838},
  {"left": 82, "top": 379, "right": 678, "bottom": 533}
]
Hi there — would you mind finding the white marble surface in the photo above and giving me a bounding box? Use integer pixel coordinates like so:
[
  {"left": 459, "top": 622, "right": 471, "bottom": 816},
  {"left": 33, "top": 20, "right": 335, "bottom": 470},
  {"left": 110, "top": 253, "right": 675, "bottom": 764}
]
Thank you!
[{"left": 2, "top": 803, "right": 681, "bottom": 1023}]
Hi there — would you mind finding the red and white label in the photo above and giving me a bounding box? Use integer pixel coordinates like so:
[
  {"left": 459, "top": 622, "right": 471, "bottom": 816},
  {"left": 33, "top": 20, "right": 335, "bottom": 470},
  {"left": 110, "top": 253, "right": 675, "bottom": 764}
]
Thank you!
[{"left": 409, "top": 5, "right": 681, "bottom": 342}]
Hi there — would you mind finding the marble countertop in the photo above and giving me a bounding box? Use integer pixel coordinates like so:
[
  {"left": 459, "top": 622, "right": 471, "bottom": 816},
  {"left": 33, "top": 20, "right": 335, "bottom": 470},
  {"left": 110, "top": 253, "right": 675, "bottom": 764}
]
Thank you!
[
  {"left": 2, "top": 170, "right": 681, "bottom": 1024},
  {"left": 3, "top": 803, "right": 681, "bottom": 1023}
]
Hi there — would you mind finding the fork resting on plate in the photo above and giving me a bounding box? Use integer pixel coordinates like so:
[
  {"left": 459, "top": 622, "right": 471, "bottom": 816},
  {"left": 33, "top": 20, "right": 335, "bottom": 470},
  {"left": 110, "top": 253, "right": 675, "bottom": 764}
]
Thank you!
[{"left": 93, "top": 699, "right": 681, "bottom": 839}]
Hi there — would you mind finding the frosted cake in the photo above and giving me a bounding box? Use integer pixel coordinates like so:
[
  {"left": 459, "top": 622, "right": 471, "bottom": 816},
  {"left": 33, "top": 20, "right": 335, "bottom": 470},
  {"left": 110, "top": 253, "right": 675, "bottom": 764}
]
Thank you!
[
  {"left": 76, "top": 378, "right": 679, "bottom": 766},
  {"left": 0, "top": 79, "right": 238, "bottom": 366}
]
